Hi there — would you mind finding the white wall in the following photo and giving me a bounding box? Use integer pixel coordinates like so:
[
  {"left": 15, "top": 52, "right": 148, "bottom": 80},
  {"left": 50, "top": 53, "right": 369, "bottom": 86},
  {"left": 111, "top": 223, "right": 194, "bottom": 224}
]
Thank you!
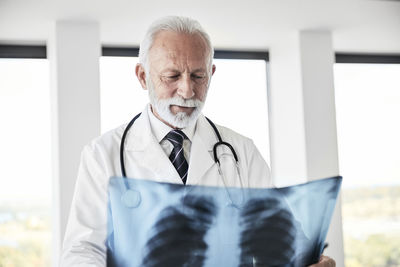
[{"left": 1, "top": 0, "right": 400, "bottom": 53}]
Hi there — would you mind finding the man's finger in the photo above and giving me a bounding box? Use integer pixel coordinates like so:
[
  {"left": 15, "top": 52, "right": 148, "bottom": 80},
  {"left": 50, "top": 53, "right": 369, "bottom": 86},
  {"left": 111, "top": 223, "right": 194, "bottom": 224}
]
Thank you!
[{"left": 308, "top": 255, "right": 336, "bottom": 267}]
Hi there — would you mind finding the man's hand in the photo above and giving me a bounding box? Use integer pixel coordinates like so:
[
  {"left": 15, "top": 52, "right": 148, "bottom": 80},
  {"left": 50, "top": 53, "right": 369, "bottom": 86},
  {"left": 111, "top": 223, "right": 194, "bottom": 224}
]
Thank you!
[{"left": 308, "top": 255, "right": 336, "bottom": 267}]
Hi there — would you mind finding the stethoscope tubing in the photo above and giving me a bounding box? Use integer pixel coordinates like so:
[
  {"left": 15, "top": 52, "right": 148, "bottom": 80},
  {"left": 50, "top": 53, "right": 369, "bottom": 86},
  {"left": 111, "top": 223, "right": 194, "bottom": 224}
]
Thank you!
[{"left": 120, "top": 113, "right": 142, "bottom": 177}]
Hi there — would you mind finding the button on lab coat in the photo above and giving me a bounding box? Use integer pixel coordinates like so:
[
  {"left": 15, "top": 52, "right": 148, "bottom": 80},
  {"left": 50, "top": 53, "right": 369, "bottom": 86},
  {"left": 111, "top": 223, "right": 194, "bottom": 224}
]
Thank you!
[{"left": 60, "top": 106, "right": 272, "bottom": 266}]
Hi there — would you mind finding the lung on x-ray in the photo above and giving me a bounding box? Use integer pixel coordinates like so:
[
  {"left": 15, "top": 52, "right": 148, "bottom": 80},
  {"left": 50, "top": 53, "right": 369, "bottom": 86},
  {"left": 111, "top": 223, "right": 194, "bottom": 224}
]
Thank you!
[{"left": 107, "top": 176, "right": 342, "bottom": 267}]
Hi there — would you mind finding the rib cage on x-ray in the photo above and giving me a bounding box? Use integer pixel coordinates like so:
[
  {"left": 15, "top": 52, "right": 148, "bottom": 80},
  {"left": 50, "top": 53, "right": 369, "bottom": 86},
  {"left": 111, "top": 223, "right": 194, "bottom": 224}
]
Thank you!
[
  {"left": 106, "top": 176, "right": 341, "bottom": 267},
  {"left": 239, "top": 198, "right": 297, "bottom": 266},
  {"left": 141, "top": 196, "right": 297, "bottom": 267},
  {"left": 142, "top": 196, "right": 216, "bottom": 267}
]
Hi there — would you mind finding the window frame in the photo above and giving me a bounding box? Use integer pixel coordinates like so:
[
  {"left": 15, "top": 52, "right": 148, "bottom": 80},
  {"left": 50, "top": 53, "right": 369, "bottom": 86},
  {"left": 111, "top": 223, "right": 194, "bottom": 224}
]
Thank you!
[
  {"left": 101, "top": 46, "right": 269, "bottom": 61},
  {"left": 2, "top": 44, "right": 400, "bottom": 64},
  {"left": 335, "top": 53, "right": 400, "bottom": 64},
  {"left": 0, "top": 44, "right": 47, "bottom": 59}
]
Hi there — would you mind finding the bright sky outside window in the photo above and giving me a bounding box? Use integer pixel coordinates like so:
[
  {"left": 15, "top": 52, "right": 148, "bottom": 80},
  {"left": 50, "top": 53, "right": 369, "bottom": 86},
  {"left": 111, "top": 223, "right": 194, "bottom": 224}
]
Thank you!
[
  {"left": 0, "top": 58, "right": 52, "bottom": 266},
  {"left": 334, "top": 63, "right": 400, "bottom": 267},
  {"left": 100, "top": 56, "right": 270, "bottom": 165}
]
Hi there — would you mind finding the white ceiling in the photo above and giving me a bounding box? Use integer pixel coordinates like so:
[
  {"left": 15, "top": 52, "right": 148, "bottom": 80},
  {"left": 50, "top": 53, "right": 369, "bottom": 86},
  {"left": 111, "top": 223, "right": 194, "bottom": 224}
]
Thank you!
[{"left": 0, "top": 0, "right": 399, "bottom": 53}]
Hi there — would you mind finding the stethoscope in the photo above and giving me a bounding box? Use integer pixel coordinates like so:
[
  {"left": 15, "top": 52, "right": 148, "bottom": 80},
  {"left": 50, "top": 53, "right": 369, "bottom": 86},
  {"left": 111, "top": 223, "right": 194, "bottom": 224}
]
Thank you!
[{"left": 119, "top": 112, "right": 245, "bottom": 208}]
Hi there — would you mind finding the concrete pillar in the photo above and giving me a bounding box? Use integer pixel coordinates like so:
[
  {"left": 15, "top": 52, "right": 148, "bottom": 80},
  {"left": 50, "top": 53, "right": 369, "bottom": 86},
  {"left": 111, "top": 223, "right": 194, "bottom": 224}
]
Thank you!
[
  {"left": 268, "top": 31, "right": 345, "bottom": 266},
  {"left": 268, "top": 33, "right": 308, "bottom": 186},
  {"left": 48, "top": 21, "right": 101, "bottom": 264}
]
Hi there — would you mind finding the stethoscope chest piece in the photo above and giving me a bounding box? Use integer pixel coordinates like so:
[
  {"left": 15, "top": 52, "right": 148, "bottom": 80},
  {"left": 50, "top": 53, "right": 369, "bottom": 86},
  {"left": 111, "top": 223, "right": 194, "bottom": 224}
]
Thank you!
[{"left": 121, "top": 189, "right": 142, "bottom": 208}]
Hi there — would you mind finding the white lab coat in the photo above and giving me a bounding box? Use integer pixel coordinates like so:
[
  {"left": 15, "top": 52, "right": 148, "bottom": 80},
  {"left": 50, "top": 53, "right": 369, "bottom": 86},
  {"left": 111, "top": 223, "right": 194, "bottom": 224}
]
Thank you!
[{"left": 60, "top": 106, "right": 272, "bottom": 266}]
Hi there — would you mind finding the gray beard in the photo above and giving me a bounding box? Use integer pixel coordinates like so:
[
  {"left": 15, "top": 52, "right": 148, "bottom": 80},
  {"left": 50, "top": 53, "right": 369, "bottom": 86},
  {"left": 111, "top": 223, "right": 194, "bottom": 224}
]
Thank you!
[{"left": 147, "top": 78, "right": 207, "bottom": 128}]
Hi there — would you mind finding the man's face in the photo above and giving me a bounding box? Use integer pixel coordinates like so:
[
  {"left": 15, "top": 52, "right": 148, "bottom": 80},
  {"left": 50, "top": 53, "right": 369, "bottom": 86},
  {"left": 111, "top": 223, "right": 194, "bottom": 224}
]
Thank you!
[{"left": 136, "top": 31, "right": 216, "bottom": 128}]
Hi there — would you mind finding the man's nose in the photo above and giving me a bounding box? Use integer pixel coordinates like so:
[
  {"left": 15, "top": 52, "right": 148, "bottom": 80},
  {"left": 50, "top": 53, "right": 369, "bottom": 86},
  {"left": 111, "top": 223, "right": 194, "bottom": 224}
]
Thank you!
[{"left": 177, "top": 75, "right": 195, "bottom": 99}]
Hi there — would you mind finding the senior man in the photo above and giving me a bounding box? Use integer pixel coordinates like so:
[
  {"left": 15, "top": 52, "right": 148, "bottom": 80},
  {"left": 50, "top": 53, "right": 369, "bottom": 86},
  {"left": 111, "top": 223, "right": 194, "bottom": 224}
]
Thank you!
[{"left": 61, "top": 16, "right": 335, "bottom": 266}]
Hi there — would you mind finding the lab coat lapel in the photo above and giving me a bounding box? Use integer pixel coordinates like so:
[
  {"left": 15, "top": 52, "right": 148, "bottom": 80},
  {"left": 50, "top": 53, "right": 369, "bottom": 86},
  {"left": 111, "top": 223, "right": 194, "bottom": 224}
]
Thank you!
[
  {"left": 187, "top": 115, "right": 217, "bottom": 185},
  {"left": 125, "top": 108, "right": 182, "bottom": 184}
]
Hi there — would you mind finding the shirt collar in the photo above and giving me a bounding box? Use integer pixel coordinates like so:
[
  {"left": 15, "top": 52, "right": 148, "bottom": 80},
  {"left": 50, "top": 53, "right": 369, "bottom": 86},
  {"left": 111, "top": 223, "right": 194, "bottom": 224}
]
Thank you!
[{"left": 147, "top": 104, "right": 196, "bottom": 142}]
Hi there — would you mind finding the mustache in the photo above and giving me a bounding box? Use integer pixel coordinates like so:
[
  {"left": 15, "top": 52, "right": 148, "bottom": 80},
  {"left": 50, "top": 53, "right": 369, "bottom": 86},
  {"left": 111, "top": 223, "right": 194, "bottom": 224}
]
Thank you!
[{"left": 160, "top": 96, "right": 204, "bottom": 108}]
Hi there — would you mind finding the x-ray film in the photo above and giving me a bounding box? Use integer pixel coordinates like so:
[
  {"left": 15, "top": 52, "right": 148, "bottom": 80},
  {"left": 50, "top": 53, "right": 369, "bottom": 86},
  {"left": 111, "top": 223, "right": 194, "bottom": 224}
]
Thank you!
[{"left": 107, "top": 176, "right": 342, "bottom": 267}]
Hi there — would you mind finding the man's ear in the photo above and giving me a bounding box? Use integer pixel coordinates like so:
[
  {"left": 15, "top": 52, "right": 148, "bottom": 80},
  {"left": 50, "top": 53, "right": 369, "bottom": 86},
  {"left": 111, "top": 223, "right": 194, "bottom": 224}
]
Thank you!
[
  {"left": 135, "top": 63, "right": 147, "bottom": 90},
  {"left": 211, "top": 64, "right": 216, "bottom": 76}
]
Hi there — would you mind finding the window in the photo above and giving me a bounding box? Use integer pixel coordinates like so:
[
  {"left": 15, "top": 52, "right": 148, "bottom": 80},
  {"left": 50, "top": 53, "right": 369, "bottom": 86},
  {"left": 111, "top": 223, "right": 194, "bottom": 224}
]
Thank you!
[
  {"left": 0, "top": 57, "right": 52, "bottom": 266},
  {"left": 100, "top": 51, "right": 270, "bottom": 164},
  {"left": 100, "top": 56, "right": 145, "bottom": 133},
  {"left": 334, "top": 62, "right": 400, "bottom": 267}
]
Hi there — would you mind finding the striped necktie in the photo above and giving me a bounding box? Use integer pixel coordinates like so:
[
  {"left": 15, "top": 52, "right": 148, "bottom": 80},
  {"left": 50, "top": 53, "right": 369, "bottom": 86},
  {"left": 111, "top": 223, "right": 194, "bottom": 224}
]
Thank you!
[{"left": 165, "top": 130, "right": 189, "bottom": 185}]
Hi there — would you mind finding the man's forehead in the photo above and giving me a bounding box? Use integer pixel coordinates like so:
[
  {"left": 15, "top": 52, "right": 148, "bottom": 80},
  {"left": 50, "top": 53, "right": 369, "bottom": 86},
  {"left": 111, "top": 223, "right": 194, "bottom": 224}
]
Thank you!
[
  {"left": 152, "top": 30, "right": 206, "bottom": 47},
  {"left": 146, "top": 32, "right": 210, "bottom": 74},
  {"left": 149, "top": 31, "right": 209, "bottom": 59}
]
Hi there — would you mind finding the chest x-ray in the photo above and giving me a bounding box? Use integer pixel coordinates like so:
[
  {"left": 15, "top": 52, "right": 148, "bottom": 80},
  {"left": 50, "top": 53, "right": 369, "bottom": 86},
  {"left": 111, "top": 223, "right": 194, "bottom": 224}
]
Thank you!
[{"left": 107, "top": 176, "right": 342, "bottom": 267}]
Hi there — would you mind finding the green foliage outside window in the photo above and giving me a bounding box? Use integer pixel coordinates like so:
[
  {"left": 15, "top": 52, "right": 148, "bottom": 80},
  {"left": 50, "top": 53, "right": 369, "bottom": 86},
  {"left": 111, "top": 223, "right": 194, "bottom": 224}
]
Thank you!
[{"left": 343, "top": 186, "right": 400, "bottom": 267}]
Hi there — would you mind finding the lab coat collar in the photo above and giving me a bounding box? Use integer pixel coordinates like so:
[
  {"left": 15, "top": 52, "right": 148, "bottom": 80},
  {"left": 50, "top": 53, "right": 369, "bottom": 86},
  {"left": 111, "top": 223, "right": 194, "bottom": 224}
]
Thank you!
[
  {"left": 124, "top": 106, "right": 182, "bottom": 183},
  {"left": 124, "top": 106, "right": 153, "bottom": 152}
]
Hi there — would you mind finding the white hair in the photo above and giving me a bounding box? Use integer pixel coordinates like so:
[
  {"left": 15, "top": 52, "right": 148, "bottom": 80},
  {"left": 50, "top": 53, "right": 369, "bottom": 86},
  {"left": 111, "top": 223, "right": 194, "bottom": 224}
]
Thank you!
[{"left": 138, "top": 16, "right": 214, "bottom": 73}]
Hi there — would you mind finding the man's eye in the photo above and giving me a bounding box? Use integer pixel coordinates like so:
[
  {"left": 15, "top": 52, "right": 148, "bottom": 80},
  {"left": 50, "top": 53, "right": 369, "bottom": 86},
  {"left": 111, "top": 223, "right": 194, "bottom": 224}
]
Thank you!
[
  {"left": 168, "top": 75, "right": 179, "bottom": 79},
  {"left": 192, "top": 75, "right": 205, "bottom": 79},
  {"left": 163, "top": 75, "right": 179, "bottom": 81}
]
